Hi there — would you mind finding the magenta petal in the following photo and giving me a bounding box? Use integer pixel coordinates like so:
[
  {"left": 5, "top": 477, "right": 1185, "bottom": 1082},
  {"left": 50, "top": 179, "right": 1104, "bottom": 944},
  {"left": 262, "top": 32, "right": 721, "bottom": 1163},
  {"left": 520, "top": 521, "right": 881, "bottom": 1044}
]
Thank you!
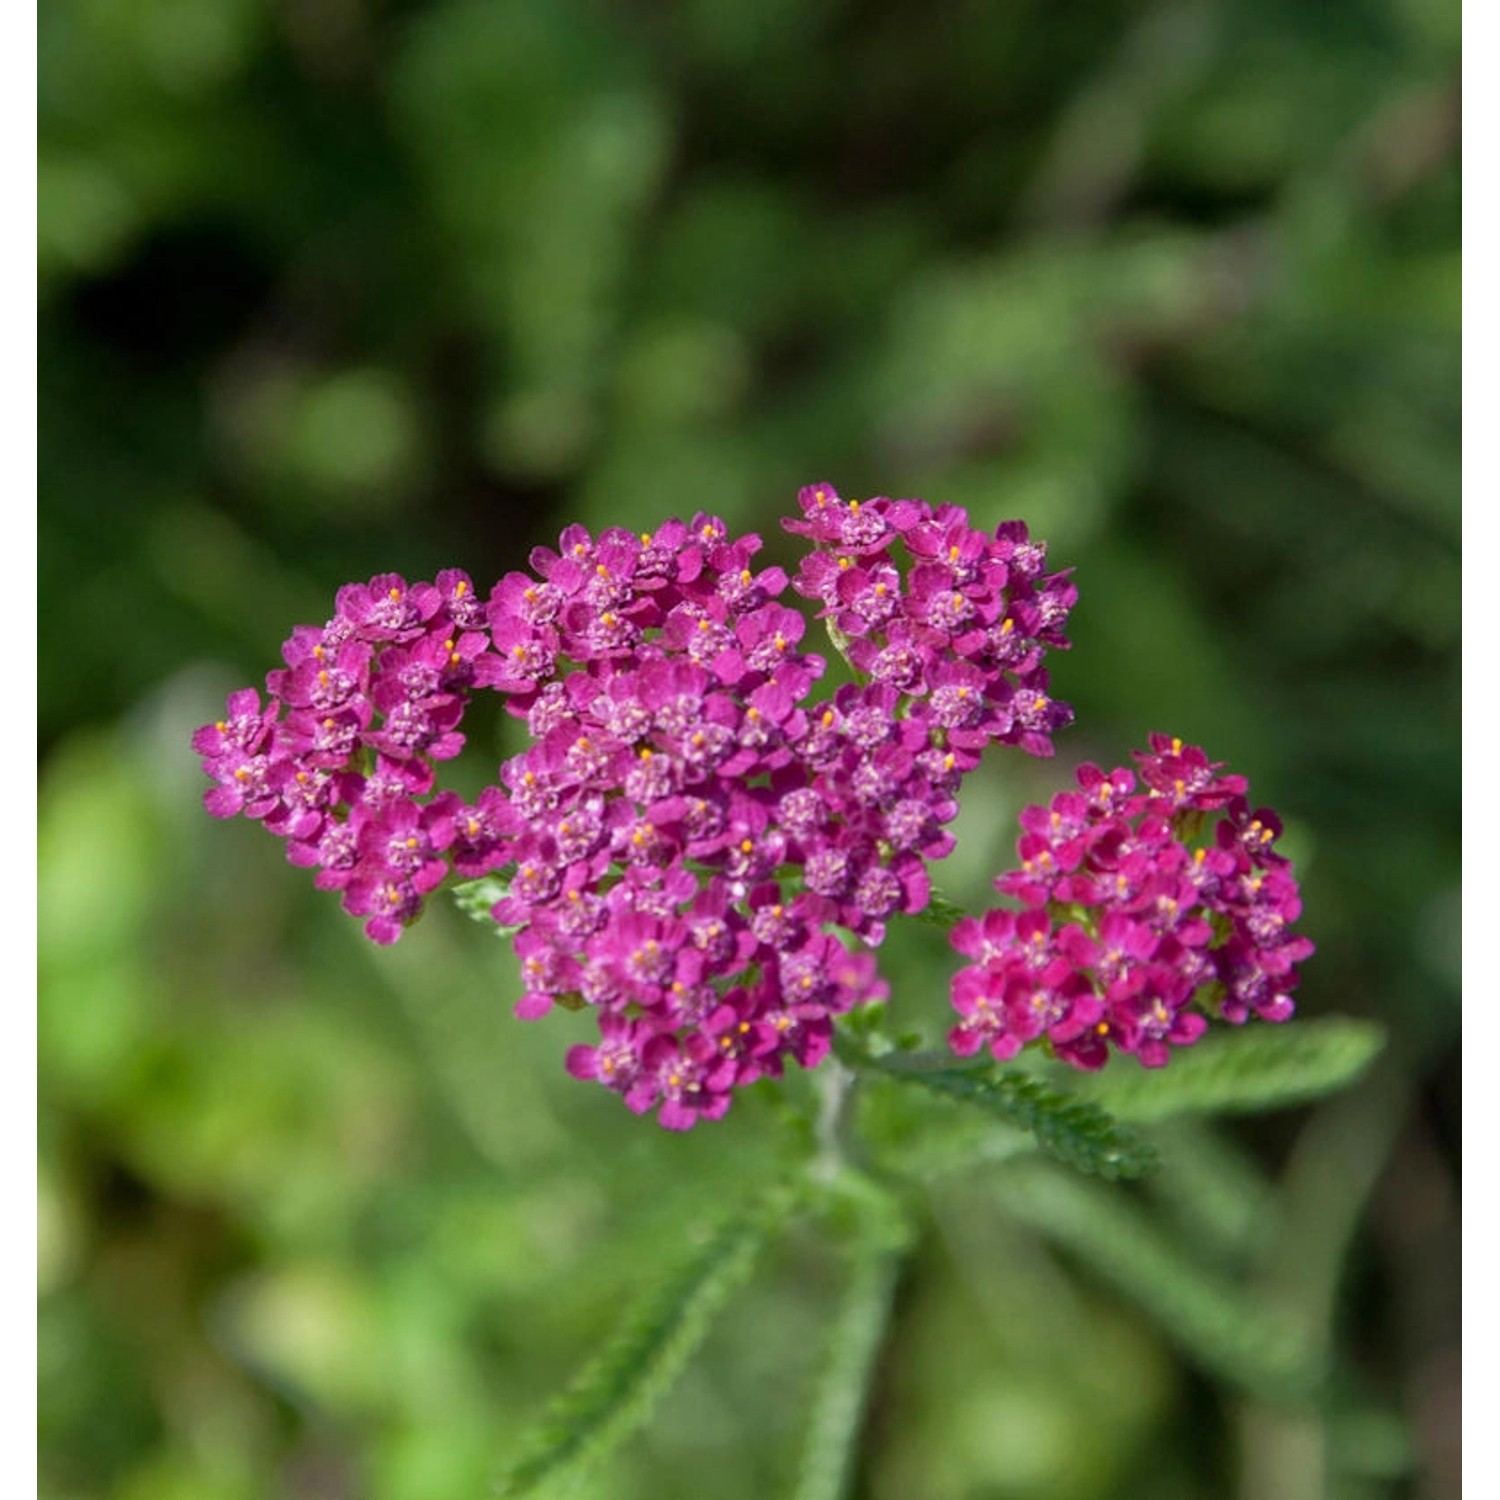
[
  {"left": 565, "top": 1045, "right": 598, "bottom": 1081},
  {"left": 948, "top": 1026, "right": 983, "bottom": 1057},
  {"left": 657, "top": 1099, "right": 697, "bottom": 1131},
  {"left": 203, "top": 786, "right": 243, "bottom": 817}
]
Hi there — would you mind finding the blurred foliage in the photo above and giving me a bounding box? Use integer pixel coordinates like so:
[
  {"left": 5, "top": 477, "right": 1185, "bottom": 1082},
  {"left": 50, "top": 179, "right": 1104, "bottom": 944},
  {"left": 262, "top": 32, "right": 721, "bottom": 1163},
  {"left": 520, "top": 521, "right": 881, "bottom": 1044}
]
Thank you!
[{"left": 40, "top": 0, "right": 1458, "bottom": 1497}]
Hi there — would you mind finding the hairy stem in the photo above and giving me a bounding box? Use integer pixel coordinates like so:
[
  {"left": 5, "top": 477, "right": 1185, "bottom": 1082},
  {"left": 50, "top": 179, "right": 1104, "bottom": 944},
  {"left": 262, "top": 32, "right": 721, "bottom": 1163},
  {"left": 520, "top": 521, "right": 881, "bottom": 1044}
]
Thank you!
[{"left": 792, "top": 1233, "right": 904, "bottom": 1500}]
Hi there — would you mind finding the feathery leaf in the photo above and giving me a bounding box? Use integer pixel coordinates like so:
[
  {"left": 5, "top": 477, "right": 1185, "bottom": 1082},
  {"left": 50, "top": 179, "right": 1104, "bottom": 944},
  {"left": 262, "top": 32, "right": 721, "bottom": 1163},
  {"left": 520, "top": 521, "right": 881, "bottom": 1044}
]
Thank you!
[
  {"left": 906, "top": 890, "right": 967, "bottom": 932},
  {"left": 998, "top": 1161, "right": 1324, "bottom": 1401},
  {"left": 838, "top": 1039, "right": 1157, "bottom": 1181},
  {"left": 496, "top": 1187, "right": 793, "bottom": 1497},
  {"left": 1070, "top": 1018, "right": 1386, "bottom": 1123},
  {"left": 451, "top": 875, "right": 518, "bottom": 933}
]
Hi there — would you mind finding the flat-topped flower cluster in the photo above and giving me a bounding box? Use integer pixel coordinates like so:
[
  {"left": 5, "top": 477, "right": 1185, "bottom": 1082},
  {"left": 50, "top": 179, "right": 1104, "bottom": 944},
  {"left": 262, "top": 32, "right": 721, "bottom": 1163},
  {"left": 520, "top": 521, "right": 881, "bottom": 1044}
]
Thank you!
[
  {"left": 197, "top": 486, "right": 1315, "bottom": 1124},
  {"left": 196, "top": 485, "right": 1079, "bottom": 1127},
  {"left": 949, "top": 735, "right": 1314, "bottom": 1070},
  {"left": 192, "top": 569, "right": 490, "bottom": 943}
]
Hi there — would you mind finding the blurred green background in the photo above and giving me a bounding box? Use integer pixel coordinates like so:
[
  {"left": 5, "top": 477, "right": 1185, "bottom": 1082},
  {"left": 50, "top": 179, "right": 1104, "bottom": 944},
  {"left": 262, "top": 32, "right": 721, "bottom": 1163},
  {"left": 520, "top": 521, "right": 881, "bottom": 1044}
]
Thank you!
[{"left": 39, "top": 1, "right": 1459, "bottom": 1497}]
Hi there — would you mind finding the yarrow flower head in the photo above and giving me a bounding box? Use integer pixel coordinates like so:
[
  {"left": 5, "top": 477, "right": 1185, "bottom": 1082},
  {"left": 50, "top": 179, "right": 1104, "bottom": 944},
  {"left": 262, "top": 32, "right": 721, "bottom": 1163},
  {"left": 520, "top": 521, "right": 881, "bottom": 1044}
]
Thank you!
[
  {"left": 196, "top": 486, "right": 1083, "bottom": 1127},
  {"left": 193, "top": 572, "right": 492, "bottom": 943},
  {"left": 947, "top": 735, "right": 1313, "bottom": 1071},
  {"left": 785, "top": 482, "right": 1077, "bottom": 759}
]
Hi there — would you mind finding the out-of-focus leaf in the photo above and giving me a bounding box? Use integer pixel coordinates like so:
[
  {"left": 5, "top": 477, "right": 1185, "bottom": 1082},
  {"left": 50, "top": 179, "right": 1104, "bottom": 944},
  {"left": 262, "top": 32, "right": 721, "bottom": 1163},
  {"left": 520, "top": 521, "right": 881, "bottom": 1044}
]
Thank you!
[
  {"left": 997, "top": 1162, "right": 1323, "bottom": 1402},
  {"left": 496, "top": 1187, "right": 795, "bottom": 1497},
  {"left": 1070, "top": 1018, "right": 1385, "bottom": 1123},
  {"left": 1143, "top": 1122, "right": 1275, "bottom": 1267}
]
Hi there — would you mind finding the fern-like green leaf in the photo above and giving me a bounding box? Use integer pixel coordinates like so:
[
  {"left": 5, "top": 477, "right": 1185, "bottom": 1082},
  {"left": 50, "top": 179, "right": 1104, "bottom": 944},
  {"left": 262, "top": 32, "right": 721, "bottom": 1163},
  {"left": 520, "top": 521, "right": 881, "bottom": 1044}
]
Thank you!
[
  {"left": 851, "top": 1057, "right": 1038, "bottom": 1182},
  {"left": 1069, "top": 1018, "right": 1385, "bottom": 1123},
  {"left": 496, "top": 1188, "right": 793, "bottom": 1498},
  {"left": 839, "top": 1040, "right": 1157, "bottom": 1181},
  {"left": 451, "top": 875, "right": 516, "bottom": 931},
  {"left": 1144, "top": 1122, "right": 1276, "bottom": 1268},
  {"left": 906, "top": 890, "right": 967, "bottom": 932},
  {"left": 998, "top": 1161, "right": 1324, "bottom": 1401}
]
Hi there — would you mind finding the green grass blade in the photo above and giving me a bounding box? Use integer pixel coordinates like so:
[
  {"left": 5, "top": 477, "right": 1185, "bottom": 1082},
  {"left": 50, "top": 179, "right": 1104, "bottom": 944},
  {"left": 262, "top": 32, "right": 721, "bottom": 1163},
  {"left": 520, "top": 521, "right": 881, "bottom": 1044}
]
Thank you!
[
  {"left": 1069, "top": 1018, "right": 1386, "bottom": 1123},
  {"left": 496, "top": 1188, "right": 793, "bottom": 1497}
]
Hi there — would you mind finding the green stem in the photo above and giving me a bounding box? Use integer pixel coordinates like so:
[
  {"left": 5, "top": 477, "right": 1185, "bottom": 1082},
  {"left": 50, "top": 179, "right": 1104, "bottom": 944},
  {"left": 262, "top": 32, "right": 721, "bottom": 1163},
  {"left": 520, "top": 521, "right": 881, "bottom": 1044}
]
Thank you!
[
  {"left": 812, "top": 1054, "right": 858, "bottom": 1182},
  {"left": 791, "top": 1235, "right": 904, "bottom": 1500}
]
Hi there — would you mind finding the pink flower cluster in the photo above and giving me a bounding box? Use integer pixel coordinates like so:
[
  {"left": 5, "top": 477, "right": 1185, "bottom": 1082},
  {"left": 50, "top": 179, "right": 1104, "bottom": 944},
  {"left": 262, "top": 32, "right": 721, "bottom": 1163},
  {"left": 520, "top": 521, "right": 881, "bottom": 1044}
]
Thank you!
[
  {"left": 196, "top": 488, "right": 1079, "bottom": 1127},
  {"left": 948, "top": 735, "right": 1314, "bottom": 1070},
  {"left": 192, "top": 571, "right": 498, "bottom": 943},
  {"left": 788, "top": 484, "right": 1076, "bottom": 759}
]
